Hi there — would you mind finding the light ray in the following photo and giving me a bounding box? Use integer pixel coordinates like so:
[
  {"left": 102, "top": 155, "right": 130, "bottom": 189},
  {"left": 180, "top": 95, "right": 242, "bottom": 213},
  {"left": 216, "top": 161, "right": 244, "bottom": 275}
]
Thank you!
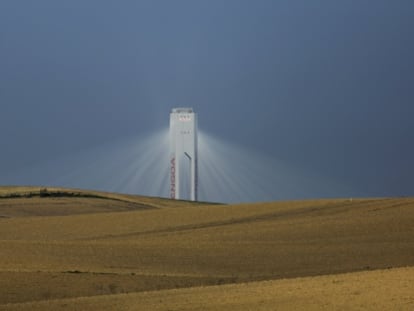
[{"left": 4, "top": 127, "right": 353, "bottom": 203}]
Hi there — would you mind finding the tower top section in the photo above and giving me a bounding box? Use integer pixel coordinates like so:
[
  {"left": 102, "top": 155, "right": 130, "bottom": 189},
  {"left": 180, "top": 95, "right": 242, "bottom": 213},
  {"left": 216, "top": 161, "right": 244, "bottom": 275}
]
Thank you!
[{"left": 171, "top": 107, "right": 194, "bottom": 114}]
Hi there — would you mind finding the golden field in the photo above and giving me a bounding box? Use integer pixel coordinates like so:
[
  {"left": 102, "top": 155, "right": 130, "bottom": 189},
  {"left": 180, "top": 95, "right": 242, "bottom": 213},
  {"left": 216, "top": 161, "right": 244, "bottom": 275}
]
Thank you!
[{"left": 0, "top": 187, "right": 413, "bottom": 310}]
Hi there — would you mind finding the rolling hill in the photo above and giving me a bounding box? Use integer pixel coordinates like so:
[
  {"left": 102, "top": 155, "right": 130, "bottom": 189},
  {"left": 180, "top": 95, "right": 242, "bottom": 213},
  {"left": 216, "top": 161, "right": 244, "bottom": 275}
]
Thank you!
[{"left": 0, "top": 187, "right": 413, "bottom": 310}]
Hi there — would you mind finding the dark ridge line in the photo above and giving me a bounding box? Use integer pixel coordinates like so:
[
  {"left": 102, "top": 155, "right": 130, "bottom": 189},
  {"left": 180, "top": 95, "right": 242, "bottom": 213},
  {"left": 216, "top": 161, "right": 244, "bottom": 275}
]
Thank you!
[
  {"left": 0, "top": 190, "right": 156, "bottom": 210},
  {"left": 63, "top": 270, "right": 117, "bottom": 275},
  {"left": 0, "top": 189, "right": 221, "bottom": 208}
]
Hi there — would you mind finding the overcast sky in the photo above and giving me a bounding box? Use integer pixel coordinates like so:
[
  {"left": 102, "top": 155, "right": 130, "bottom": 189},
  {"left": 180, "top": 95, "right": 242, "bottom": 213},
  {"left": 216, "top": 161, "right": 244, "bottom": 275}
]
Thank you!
[{"left": 1, "top": 1, "right": 413, "bottom": 199}]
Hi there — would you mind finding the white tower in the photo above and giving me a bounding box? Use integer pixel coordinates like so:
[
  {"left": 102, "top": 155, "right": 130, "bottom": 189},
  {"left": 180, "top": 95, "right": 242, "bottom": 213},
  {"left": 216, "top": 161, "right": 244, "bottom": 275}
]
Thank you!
[{"left": 170, "top": 108, "right": 198, "bottom": 201}]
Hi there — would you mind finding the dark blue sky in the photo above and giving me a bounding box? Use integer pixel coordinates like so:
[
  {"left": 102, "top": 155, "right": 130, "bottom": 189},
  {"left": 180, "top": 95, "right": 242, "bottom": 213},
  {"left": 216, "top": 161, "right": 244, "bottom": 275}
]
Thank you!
[{"left": 1, "top": 1, "right": 413, "bottom": 198}]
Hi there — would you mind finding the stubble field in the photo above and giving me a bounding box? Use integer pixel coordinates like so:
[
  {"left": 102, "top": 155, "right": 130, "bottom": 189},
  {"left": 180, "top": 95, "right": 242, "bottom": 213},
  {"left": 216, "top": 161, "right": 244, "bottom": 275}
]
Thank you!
[{"left": 0, "top": 187, "right": 413, "bottom": 310}]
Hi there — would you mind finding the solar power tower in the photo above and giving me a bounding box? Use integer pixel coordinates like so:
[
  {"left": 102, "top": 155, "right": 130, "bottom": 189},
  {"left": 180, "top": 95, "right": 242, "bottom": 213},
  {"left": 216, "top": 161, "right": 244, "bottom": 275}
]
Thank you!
[{"left": 169, "top": 108, "right": 198, "bottom": 201}]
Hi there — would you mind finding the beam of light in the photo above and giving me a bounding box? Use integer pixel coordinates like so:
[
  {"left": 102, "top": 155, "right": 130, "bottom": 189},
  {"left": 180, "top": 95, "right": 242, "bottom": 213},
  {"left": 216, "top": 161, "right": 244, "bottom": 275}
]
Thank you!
[
  {"left": 198, "top": 130, "right": 354, "bottom": 203},
  {"left": 3, "top": 128, "right": 170, "bottom": 198},
  {"left": 3, "top": 128, "right": 353, "bottom": 203},
  {"left": 55, "top": 128, "right": 170, "bottom": 197}
]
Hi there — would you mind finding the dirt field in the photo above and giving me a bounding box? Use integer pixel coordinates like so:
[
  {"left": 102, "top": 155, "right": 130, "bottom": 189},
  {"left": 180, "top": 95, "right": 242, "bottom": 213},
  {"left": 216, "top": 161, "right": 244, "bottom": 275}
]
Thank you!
[{"left": 0, "top": 187, "right": 413, "bottom": 310}]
